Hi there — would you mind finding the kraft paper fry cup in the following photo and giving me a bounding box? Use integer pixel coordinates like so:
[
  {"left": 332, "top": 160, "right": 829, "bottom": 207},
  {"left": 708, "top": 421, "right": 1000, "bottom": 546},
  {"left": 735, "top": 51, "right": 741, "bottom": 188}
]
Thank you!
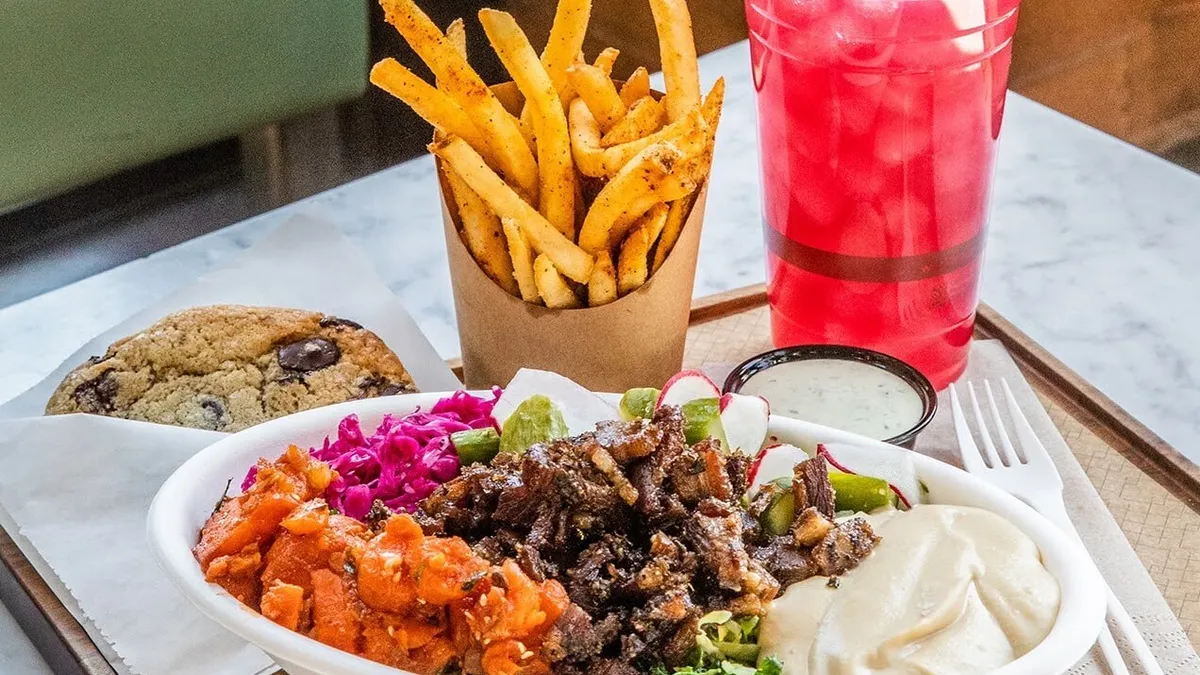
[{"left": 440, "top": 82, "right": 708, "bottom": 391}]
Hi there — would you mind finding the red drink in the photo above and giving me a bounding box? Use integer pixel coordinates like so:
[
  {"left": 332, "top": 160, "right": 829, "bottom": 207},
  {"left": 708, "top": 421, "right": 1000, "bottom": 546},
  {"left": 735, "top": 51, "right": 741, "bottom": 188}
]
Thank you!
[{"left": 746, "top": 0, "right": 1020, "bottom": 389}]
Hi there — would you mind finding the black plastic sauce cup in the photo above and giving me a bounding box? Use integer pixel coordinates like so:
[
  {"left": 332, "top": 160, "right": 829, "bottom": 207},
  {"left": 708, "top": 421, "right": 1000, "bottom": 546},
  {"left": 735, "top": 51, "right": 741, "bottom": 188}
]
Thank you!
[{"left": 722, "top": 345, "right": 939, "bottom": 449}]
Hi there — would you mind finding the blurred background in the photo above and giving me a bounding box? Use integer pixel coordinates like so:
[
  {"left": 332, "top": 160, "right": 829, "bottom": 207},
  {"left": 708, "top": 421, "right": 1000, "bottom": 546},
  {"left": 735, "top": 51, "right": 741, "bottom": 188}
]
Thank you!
[{"left": 1, "top": 0, "right": 1198, "bottom": 310}]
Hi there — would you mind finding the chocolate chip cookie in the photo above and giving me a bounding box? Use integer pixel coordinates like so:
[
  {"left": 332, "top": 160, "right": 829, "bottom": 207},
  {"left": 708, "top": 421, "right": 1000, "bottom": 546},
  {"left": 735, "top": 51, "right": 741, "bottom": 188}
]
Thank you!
[{"left": 45, "top": 305, "right": 418, "bottom": 431}]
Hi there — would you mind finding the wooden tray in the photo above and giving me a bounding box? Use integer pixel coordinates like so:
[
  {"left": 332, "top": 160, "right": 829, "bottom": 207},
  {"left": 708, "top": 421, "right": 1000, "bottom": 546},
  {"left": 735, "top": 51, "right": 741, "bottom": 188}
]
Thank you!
[{"left": 2, "top": 286, "right": 1198, "bottom": 675}]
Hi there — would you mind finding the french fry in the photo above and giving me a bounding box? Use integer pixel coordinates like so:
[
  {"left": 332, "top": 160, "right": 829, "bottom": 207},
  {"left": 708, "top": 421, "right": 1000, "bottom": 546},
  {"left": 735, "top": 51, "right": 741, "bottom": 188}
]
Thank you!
[
  {"left": 649, "top": 0, "right": 701, "bottom": 122},
  {"left": 652, "top": 79, "right": 725, "bottom": 272},
  {"left": 445, "top": 18, "right": 467, "bottom": 59},
  {"left": 617, "top": 203, "right": 668, "bottom": 295},
  {"left": 593, "top": 47, "right": 620, "bottom": 76},
  {"left": 370, "top": 59, "right": 491, "bottom": 161},
  {"left": 501, "top": 218, "right": 540, "bottom": 302},
  {"left": 587, "top": 251, "right": 618, "bottom": 306},
  {"left": 652, "top": 197, "right": 691, "bottom": 273},
  {"left": 619, "top": 66, "right": 651, "bottom": 107},
  {"left": 578, "top": 142, "right": 683, "bottom": 253},
  {"left": 569, "top": 99, "right": 707, "bottom": 177},
  {"left": 567, "top": 63, "right": 627, "bottom": 132},
  {"left": 381, "top": 0, "right": 539, "bottom": 201},
  {"left": 601, "top": 96, "right": 666, "bottom": 147},
  {"left": 534, "top": 254, "right": 583, "bottom": 308},
  {"left": 479, "top": 9, "right": 576, "bottom": 239},
  {"left": 541, "top": 0, "right": 592, "bottom": 99},
  {"left": 432, "top": 137, "right": 594, "bottom": 283},
  {"left": 517, "top": 112, "right": 537, "bottom": 153},
  {"left": 445, "top": 167, "right": 519, "bottom": 296},
  {"left": 567, "top": 99, "right": 608, "bottom": 177},
  {"left": 700, "top": 77, "right": 726, "bottom": 150},
  {"left": 607, "top": 161, "right": 699, "bottom": 247},
  {"left": 640, "top": 201, "right": 672, "bottom": 248}
]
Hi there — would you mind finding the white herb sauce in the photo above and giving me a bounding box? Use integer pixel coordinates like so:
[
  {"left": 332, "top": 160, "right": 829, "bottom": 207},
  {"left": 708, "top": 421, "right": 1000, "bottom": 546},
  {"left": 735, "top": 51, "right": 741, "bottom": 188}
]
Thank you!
[
  {"left": 740, "top": 359, "right": 924, "bottom": 439},
  {"left": 759, "top": 505, "right": 1061, "bottom": 675}
]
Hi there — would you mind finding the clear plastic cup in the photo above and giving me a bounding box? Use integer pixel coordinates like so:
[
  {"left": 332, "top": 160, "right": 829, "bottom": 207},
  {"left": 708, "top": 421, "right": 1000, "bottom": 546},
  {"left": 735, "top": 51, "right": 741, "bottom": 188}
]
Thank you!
[{"left": 746, "top": 0, "right": 1021, "bottom": 388}]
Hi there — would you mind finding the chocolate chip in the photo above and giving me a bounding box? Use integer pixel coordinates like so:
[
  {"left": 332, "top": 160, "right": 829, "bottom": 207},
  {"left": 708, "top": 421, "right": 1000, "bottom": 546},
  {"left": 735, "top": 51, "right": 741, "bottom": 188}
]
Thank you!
[
  {"left": 278, "top": 338, "right": 341, "bottom": 372},
  {"left": 72, "top": 372, "right": 118, "bottom": 413},
  {"left": 86, "top": 355, "right": 104, "bottom": 365},
  {"left": 319, "top": 316, "right": 363, "bottom": 330},
  {"left": 353, "top": 376, "right": 410, "bottom": 399},
  {"left": 198, "top": 396, "right": 228, "bottom": 430}
]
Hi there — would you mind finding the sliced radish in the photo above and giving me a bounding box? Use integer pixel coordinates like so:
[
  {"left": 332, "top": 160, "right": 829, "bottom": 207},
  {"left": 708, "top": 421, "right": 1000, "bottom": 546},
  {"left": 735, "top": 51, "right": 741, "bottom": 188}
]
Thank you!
[
  {"left": 656, "top": 370, "right": 720, "bottom": 409},
  {"left": 747, "top": 443, "right": 810, "bottom": 495},
  {"left": 719, "top": 393, "right": 770, "bottom": 456},
  {"left": 817, "top": 442, "right": 921, "bottom": 508},
  {"left": 493, "top": 368, "right": 617, "bottom": 436}
]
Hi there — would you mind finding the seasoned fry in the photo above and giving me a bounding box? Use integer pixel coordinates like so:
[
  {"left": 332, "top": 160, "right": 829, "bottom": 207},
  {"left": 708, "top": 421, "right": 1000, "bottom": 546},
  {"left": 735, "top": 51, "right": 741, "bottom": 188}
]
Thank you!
[
  {"left": 541, "top": 0, "right": 592, "bottom": 99},
  {"left": 381, "top": 0, "right": 539, "bottom": 201},
  {"left": 445, "top": 18, "right": 467, "bottom": 58},
  {"left": 567, "top": 100, "right": 608, "bottom": 177},
  {"left": 567, "top": 63, "right": 627, "bottom": 132},
  {"left": 601, "top": 96, "right": 666, "bottom": 147},
  {"left": 370, "top": 59, "right": 490, "bottom": 160},
  {"left": 533, "top": 254, "right": 583, "bottom": 308},
  {"left": 649, "top": 0, "right": 701, "bottom": 121},
  {"left": 619, "top": 66, "right": 651, "bottom": 107},
  {"left": 652, "top": 79, "right": 725, "bottom": 272},
  {"left": 501, "top": 218, "right": 540, "bottom": 303},
  {"left": 479, "top": 9, "right": 576, "bottom": 239},
  {"left": 608, "top": 159, "right": 699, "bottom": 247},
  {"left": 445, "top": 167, "right": 519, "bottom": 296},
  {"left": 569, "top": 99, "right": 707, "bottom": 177},
  {"left": 617, "top": 204, "right": 668, "bottom": 295},
  {"left": 578, "top": 142, "right": 683, "bottom": 253},
  {"left": 587, "top": 251, "right": 618, "bottom": 306},
  {"left": 592, "top": 47, "right": 620, "bottom": 76},
  {"left": 652, "top": 197, "right": 691, "bottom": 273},
  {"left": 700, "top": 77, "right": 726, "bottom": 149},
  {"left": 433, "top": 137, "right": 594, "bottom": 283},
  {"left": 640, "top": 202, "right": 671, "bottom": 250}
]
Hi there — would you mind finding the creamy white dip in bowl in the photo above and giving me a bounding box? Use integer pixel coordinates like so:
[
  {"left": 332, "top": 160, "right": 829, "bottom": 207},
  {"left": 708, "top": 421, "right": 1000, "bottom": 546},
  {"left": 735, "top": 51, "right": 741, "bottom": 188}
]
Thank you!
[
  {"left": 724, "top": 345, "right": 939, "bottom": 449},
  {"left": 765, "top": 413, "right": 1107, "bottom": 675}
]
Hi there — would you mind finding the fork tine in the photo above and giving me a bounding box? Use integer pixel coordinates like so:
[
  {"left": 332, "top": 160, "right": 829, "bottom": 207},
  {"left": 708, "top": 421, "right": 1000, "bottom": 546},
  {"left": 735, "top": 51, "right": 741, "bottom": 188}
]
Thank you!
[
  {"left": 967, "top": 382, "right": 1005, "bottom": 468},
  {"left": 949, "top": 384, "right": 988, "bottom": 473},
  {"left": 1000, "top": 379, "right": 1057, "bottom": 473},
  {"left": 983, "top": 381, "right": 1022, "bottom": 466}
]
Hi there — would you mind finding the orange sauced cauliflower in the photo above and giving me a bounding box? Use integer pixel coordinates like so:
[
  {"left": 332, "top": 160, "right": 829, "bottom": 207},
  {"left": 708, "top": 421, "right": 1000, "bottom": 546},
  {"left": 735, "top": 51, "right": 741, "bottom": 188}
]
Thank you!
[{"left": 195, "top": 448, "right": 567, "bottom": 674}]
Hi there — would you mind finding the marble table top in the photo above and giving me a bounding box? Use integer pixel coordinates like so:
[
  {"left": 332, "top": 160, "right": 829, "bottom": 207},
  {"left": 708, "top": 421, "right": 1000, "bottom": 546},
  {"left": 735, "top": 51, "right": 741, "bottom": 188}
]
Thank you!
[{"left": 3, "top": 38, "right": 1200, "bottom": 672}]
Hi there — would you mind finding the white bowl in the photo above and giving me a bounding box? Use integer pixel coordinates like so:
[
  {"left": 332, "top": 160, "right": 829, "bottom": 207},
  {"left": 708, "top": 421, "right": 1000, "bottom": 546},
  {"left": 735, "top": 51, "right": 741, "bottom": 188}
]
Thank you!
[{"left": 148, "top": 393, "right": 1107, "bottom": 675}]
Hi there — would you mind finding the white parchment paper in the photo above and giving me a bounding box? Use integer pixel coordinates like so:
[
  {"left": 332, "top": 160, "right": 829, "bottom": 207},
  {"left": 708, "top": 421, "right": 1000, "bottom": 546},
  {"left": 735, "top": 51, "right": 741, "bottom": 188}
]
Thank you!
[{"left": 0, "top": 216, "right": 461, "bottom": 675}]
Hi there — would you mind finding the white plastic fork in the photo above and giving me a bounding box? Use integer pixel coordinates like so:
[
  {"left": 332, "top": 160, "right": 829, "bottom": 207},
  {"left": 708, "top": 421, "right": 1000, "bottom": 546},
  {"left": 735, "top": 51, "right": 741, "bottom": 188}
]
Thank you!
[{"left": 950, "top": 379, "right": 1164, "bottom": 675}]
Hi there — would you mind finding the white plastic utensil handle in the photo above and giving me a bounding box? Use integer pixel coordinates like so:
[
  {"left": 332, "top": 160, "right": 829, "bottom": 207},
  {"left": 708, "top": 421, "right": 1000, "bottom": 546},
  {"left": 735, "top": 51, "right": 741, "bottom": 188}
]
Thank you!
[
  {"left": 1032, "top": 494, "right": 1163, "bottom": 675},
  {"left": 1000, "top": 383, "right": 1165, "bottom": 675}
]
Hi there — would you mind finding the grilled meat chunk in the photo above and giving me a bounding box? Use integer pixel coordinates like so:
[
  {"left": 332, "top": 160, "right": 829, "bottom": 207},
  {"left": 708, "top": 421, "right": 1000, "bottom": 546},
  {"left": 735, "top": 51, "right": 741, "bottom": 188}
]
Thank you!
[
  {"left": 811, "top": 517, "right": 880, "bottom": 576},
  {"left": 794, "top": 456, "right": 836, "bottom": 518},
  {"left": 794, "top": 506, "right": 836, "bottom": 547},
  {"left": 670, "top": 439, "right": 734, "bottom": 504},
  {"left": 684, "top": 499, "right": 753, "bottom": 592},
  {"left": 417, "top": 461, "right": 522, "bottom": 536},
  {"left": 749, "top": 538, "right": 817, "bottom": 586},
  {"left": 594, "top": 418, "right": 663, "bottom": 464},
  {"left": 543, "top": 603, "right": 623, "bottom": 664},
  {"left": 633, "top": 532, "right": 696, "bottom": 595},
  {"left": 584, "top": 441, "right": 640, "bottom": 505}
]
